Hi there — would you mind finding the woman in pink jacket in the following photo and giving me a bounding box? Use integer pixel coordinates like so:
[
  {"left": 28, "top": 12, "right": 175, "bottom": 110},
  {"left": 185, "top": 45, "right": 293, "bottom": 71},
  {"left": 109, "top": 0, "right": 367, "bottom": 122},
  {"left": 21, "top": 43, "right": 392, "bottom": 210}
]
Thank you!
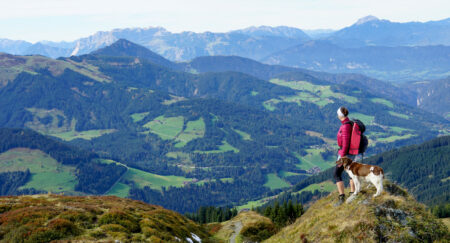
[{"left": 334, "top": 107, "right": 362, "bottom": 206}]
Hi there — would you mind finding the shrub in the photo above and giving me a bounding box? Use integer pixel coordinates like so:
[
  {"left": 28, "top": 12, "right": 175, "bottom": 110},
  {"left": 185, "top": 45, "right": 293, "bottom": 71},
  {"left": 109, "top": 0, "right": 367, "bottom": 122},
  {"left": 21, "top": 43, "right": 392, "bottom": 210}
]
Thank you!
[
  {"left": 48, "top": 218, "right": 81, "bottom": 236},
  {"left": 98, "top": 210, "right": 140, "bottom": 233},
  {"left": 240, "top": 221, "right": 276, "bottom": 242}
]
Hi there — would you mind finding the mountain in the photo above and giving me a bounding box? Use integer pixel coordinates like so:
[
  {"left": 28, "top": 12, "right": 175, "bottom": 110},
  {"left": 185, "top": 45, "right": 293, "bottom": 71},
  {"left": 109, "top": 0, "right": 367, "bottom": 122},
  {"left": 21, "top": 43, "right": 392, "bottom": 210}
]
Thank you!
[
  {"left": 402, "top": 76, "right": 450, "bottom": 119},
  {"left": 262, "top": 40, "right": 450, "bottom": 81},
  {"left": 183, "top": 55, "right": 417, "bottom": 106},
  {"left": 0, "top": 194, "right": 211, "bottom": 242},
  {"left": 265, "top": 182, "right": 449, "bottom": 242},
  {"left": 303, "top": 29, "right": 336, "bottom": 39},
  {"left": 0, "top": 26, "right": 309, "bottom": 61},
  {"left": 230, "top": 26, "right": 311, "bottom": 39},
  {"left": 326, "top": 15, "right": 450, "bottom": 47},
  {"left": 0, "top": 39, "right": 32, "bottom": 55},
  {"left": 91, "top": 39, "right": 180, "bottom": 70},
  {"left": 23, "top": 42, "right": 73, "bottom": 58},
  {"left": 0, "top": 44, "right": 449, "bottom": 213}
]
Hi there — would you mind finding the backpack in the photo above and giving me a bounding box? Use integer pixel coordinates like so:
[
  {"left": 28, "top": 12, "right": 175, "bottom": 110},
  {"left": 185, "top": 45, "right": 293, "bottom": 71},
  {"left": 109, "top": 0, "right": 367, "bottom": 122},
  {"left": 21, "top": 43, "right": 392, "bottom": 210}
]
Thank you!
[{"left": 345, "top": 119, "right": 368, "bottom": 155}]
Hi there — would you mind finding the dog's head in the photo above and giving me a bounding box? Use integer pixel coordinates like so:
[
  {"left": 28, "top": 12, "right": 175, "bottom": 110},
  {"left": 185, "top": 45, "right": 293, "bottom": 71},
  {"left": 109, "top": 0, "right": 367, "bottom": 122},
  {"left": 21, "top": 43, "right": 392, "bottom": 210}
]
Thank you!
[{"left": 336, "top": 157, "right": 353, "bottom": 168}]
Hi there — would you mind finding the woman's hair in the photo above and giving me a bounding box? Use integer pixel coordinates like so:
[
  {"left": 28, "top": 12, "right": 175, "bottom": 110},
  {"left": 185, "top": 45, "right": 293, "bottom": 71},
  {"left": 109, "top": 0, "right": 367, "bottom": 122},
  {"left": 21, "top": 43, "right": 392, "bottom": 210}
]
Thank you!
[{"left": 337, "top": 107, "right": 349, "bottom": 117}]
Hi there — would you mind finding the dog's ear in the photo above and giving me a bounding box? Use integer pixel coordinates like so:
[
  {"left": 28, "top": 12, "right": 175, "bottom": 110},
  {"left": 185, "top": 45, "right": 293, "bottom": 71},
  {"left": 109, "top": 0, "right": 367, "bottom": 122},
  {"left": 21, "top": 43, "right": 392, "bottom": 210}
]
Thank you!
[{"left": 341, "top": 157, "right": 353, "bottom": 166}]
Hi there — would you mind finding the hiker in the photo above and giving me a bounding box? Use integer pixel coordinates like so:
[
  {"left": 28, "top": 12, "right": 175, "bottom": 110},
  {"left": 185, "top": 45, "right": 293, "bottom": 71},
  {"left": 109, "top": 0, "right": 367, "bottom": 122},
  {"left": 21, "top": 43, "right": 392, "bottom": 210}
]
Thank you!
[{"left": 333, "top": 107, "right": 363, "bottom": 206}]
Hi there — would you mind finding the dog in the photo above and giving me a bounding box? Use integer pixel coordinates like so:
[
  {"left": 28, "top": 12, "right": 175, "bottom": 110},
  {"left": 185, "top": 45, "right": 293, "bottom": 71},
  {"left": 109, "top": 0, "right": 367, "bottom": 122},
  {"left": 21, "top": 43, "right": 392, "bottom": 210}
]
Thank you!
[{"left": 336, "top": 157, "right": 384, "bottom": 198}]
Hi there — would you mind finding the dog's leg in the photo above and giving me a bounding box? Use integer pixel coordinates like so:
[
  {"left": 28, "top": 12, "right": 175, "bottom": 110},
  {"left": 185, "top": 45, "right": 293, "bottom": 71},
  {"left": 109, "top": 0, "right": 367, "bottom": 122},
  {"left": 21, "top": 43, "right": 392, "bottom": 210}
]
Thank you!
[
  {"left": 370, "top": 174, "right": 383, "bottom": 197},
  {"left": 354, "top": 177, "right": 361, "bottom": 195}
]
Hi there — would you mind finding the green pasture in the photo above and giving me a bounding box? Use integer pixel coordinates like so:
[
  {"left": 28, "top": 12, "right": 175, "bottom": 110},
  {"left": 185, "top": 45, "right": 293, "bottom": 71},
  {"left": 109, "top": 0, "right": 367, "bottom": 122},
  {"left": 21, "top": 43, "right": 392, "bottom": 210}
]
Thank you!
[
  {"left": 106, "top": 183, "right": 131, "bottom": 198},
  {"left": 195, "top": 140, "right": 239, "bottom": 154},
  {"left": 233, "top": 128, "right": 252, "bottom": 141},
  {"left": 0, "top": 148, "right": 77, "bottom": 193},
  {"left": 294, "top": 148, "right": 335, "bottom": 171},
  {"left": 122, "top": 167, "right": 192, "bottom": 191},
  {"left": 174, "top": 118, "right": 206, "bottom": 147},
  {"left": 143, "top": 115, "right": 184, "bottom": 140},
  {"left": 389, "top": 111, "right": 410, "bottom": 119},
  {"left": 263, "top": 173, "right": 291, "bottom": 190},
  {"left": 130, "top": 112, "right": 149, "bottom": 122},
  {"left": 350, "top": 113, "right": 375, "bottom": 125},
  {"left": 370, "top": 98, "right": 394, "bottom": 108}
]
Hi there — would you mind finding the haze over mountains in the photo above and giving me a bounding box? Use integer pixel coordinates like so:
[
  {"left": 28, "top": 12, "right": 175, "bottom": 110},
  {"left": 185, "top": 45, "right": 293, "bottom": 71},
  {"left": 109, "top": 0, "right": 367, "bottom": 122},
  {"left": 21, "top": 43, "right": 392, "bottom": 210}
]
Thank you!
[{"left": 1, "top": 16, "right": 450, "bottom": 81}]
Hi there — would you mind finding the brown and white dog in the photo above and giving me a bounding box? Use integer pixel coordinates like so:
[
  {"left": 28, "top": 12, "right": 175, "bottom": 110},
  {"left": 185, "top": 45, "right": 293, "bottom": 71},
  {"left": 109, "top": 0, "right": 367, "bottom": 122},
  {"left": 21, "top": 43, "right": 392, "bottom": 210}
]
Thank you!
[{"left": 336, "top": 157, "right": 384, "bottom": 198}]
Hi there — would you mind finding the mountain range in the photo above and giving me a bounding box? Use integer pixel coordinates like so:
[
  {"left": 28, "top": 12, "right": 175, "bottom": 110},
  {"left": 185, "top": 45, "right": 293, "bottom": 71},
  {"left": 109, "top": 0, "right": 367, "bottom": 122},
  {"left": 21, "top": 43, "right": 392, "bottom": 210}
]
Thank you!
[
  {"left": 1, "top": 16, "right": 449, "bottom": 82},
  {"left": 0, "top": 38, "right": 449, "bottom": 213}
]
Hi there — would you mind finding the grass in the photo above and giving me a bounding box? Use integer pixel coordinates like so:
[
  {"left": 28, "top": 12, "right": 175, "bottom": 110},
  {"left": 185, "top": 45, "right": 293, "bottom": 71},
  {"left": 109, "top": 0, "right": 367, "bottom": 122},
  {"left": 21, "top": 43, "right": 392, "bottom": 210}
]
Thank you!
[
  {"left": 25, "top": 108, "right": 117, "bottom": 141},
  {"left": 269, "top": 79, "right": 359, "bottom": 106},
  {"left": 237, "top": 198, "right": 269, "bottom": 211},
  {"left": 293, "top": 181, "right": 336, "bottom": 195},
  {"left": 0, "top": 148, "right": 77, "bottom": 193},
  {"left": 266, "top": 182, "right": 448, "bottom": 243},
  {"left": 195, "top": 178, "right": 234, "bottom": 186},
  {"left": 389, "top": 111, "right": 410, "bottom": 120},
  {"left": 214, "top": 211, "right": 274, "bottom": 242},
  {"left": 162, "top": 95, "right": 187, "bottom": 105},
  {"left": 350, "top": 112, "right": 375, "bottom": 125},
  {"left": 263, "top": 173, "right": 290, "bottom": 190},
  {"left": 294, "top": 149, "right": 335, "bottom": 171},
  {"left": 263, "top": 99, "right": 282, "bottom": 111},
  {"left": 130, "top": 112, "right": 149, "bottom": 122},
  {"left": 233, "top": 128, "right": 252, "bottom": 141},
  {"left": 122, "top": 167, "right": 192, "bottom": 191},
  {"left": 52, "top": 129, "right": 117, "bottom": 141},
  {"left": 441, "top": 218, "right": 450, "bottom": 231},
  {"left": 174, "top": 118, "right": 206, "bottom": 147},
  {"left": 0, "top": 55, "right": 111, "bottom": 85},
  {"left": 389, "top": 126, "right": 411, "bottom": 133},
  {"left": 106, "top": 183, "right": 131, "bottom": 198},
  {"left": 143, "top": 115, "right": 184, "bottom": 140},
  {"left": 370, "top": 98, "right": 394, "bottom": 108},
  {"left": 195, "top": 140, "right": 239, "bottom": 154},
  {"left": 278, "top": 170, "right": 302, "bottom": 178},
  {"left": 376, "top": 134, "right": 416, "bottom": 143}
]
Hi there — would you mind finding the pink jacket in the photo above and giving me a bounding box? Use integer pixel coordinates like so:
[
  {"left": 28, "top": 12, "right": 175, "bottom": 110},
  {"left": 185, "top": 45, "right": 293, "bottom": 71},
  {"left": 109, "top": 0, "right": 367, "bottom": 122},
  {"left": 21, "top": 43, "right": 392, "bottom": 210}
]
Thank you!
[{"left": 337, "top": 117, "right": 352, "bottom": 157}]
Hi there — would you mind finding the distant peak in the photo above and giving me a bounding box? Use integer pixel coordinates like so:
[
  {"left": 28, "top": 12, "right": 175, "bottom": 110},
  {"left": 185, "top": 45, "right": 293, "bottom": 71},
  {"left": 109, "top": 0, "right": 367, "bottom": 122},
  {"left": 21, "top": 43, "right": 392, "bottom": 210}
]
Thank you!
[{"left": 355, "top": 15, "right": 380, "bottom": 25}]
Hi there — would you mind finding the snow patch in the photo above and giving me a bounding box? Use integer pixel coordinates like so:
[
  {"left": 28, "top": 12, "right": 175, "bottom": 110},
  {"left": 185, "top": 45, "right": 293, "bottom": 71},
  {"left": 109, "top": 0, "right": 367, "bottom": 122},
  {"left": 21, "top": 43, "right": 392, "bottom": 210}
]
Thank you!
[{"left": 191, "top": 233, "right": 202, "bottom": 242}]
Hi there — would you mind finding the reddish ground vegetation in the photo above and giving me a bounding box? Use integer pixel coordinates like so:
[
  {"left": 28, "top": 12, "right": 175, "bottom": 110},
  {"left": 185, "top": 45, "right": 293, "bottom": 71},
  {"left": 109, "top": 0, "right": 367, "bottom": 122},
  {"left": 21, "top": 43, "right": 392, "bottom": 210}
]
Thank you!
[{"left": 0, "top": 194, "right": 210, "bottom": 242}]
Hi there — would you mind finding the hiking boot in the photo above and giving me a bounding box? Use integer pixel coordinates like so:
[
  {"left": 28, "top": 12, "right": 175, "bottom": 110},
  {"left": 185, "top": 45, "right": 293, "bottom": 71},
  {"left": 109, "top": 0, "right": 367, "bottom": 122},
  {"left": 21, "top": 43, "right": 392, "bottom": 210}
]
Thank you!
[
  {"left": 333, "top": 194, "right": 345, "bottom": 207},
  {"left": 346, "top": 192, "right": 356, "bottom": 203}
]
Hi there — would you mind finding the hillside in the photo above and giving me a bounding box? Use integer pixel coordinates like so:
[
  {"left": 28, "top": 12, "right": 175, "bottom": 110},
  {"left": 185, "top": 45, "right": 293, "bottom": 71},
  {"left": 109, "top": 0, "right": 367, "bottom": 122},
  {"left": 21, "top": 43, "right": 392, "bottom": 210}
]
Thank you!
[
  {"left": 265, "top": 182, "right": 449, "bottom": 242},
  {"left": 281, "top": 135, "right": 450, "bottom": 208},
  {"left": 402, "top": 76, "right": 450, "bottom": 119},
  {"left": 262, "top": 40, "right": 450, "bottom": 82},
  {"left": 183, "top": 55, "right": 418, "bottom": 107},
  {"left": 0, "top": 194, "right": 210, "bottom": 242},
  {"left": 0, "top": 43, "right": 448, "bottom": 213},
  {"left": 326, "top": 16, "right": 450, "bottom": 47}
]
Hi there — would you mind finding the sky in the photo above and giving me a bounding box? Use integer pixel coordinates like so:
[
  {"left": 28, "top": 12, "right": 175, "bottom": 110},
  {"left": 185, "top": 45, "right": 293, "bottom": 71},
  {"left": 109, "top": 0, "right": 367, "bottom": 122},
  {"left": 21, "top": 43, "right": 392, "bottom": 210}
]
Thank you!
[{"left": 0, "top": 0, "right": 449, "bottom": 43}]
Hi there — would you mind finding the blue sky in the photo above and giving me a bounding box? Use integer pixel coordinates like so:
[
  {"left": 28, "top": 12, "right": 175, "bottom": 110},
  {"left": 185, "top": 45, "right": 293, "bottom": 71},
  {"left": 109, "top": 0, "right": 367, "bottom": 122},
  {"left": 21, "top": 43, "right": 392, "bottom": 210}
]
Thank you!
[{"left": 1, "top": 0, "right": 449, "bottom": 42}]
